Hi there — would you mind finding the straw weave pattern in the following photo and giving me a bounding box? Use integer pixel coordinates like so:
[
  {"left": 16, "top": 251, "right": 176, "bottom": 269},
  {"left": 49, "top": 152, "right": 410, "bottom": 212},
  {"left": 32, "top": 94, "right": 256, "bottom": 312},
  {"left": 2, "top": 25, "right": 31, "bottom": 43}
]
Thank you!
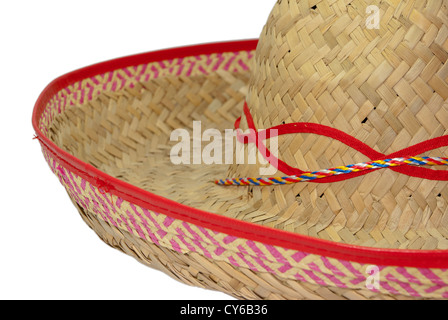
[
  {"left": 42, "top": 147, "right": 448, "bottom": 299},
  {"left": 35, "top": 0, "right": 448, "bottom": 299},
  {"left": 37, "top": 44, "right": 448, "bottom": 299},
  {"left": 228, "top": 0, "right": 448, "bottom": 250},
  {"left": 39, "top": 51, "right": 253, "bottom": 137}
]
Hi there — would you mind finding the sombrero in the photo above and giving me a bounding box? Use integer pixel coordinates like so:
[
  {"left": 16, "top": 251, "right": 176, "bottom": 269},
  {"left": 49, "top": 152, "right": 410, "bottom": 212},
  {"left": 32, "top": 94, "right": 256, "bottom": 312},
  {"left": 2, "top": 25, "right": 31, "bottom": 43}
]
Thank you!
[{"left": 32, "top": 0, "right": 448, "bottom": 300}]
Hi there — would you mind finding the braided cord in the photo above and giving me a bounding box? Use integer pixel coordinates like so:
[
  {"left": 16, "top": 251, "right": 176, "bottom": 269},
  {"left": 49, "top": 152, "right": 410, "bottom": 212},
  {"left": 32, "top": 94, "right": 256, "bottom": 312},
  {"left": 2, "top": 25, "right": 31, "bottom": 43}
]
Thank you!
[{"left": 215, "top": 156, "right": 448, "bottom": 186}]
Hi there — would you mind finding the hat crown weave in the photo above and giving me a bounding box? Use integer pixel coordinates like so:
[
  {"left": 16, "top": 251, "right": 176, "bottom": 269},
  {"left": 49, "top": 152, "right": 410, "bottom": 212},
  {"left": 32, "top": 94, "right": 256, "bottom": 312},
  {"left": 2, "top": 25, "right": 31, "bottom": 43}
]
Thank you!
[{"left": 236, "top": 0, "right": 448, "bottom": 177}]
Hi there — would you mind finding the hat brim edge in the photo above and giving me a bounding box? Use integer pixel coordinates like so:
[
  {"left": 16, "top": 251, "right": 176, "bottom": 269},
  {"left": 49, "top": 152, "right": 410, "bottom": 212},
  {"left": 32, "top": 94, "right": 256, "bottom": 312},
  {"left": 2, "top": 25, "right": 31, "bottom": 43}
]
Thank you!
[{"left": 32, "top": 39, "right": 448, "bottom": 269}]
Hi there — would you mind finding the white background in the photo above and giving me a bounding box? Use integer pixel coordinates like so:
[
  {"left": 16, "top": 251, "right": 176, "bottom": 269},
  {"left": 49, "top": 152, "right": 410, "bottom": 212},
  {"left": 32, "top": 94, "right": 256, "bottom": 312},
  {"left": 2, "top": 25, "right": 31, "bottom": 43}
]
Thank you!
[{"left": 0, "top": 1, "right": 274, "bottom": 300}]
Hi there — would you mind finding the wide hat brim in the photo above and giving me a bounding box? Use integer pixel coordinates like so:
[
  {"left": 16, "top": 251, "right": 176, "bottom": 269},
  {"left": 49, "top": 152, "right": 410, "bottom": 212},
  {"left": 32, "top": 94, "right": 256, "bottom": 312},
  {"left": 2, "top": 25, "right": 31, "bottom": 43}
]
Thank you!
[{"left": 33, "top": 39, "right": 448, "bottom": 300}]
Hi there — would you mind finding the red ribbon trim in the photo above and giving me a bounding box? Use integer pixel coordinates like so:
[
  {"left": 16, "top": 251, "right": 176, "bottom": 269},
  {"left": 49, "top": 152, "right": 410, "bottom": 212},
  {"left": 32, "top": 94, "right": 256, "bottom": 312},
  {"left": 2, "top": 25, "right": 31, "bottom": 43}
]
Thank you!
[{"left": 236, "top": 102, "right": 448, "bottom": 183}]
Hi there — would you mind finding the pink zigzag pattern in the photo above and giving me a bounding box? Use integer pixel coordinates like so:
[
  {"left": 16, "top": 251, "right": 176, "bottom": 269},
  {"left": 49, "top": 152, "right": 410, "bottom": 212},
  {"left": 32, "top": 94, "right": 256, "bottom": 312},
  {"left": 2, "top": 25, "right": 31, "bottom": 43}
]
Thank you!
[
  {"left": 38, "top": 51, "right": 252, "bottom": 136},
  {"left": 37, "top": 49, "right": 448, "bottom": 299},
  {"left": 41, "top": 147, "right": 448, "bottom": 299}
]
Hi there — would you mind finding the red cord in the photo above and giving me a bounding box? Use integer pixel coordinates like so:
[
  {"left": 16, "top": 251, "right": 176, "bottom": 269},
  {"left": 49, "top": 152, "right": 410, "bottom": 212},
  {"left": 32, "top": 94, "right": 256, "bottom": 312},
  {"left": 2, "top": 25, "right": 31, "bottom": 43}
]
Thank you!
[{"left": 237, "top": 102, "right": 448, "bottom": 182}]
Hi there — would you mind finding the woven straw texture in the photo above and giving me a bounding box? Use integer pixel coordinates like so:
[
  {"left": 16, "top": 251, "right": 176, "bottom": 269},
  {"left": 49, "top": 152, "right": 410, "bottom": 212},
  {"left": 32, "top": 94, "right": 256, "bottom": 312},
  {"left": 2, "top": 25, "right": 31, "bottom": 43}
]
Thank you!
[
  {"left": 35, "top": 0, "right": 448, "bottom": 300},
  {"left": 42, "top": 147, "right": 448, "bottom": 300},
  {"left": 228, "top": 0, "right": 448, "bottom": 249}
]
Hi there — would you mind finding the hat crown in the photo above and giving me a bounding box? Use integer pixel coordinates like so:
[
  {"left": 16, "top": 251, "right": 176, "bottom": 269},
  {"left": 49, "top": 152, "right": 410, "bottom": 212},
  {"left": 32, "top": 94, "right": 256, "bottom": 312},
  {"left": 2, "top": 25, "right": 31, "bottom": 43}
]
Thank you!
[{"left": 237, "top": 0, "right": 448, "bottom": 176}]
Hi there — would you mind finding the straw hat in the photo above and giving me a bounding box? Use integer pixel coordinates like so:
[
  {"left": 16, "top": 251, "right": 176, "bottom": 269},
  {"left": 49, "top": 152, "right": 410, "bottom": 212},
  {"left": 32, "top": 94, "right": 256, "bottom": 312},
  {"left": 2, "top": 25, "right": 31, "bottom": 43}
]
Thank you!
[{"left": 33, "top": 0, "right": 448, "bottom": 300}]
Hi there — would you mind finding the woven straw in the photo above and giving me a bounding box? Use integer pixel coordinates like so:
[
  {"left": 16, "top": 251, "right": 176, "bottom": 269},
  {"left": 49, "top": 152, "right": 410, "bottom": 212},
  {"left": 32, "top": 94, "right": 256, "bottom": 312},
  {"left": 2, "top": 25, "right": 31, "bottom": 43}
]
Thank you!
[
  {"left": 230, "top": 0, "right": 448, "bottom": 249},
  {"left": 68, "top": 193, "right": 424, "bottom": 300},
  {"left": 33, "top": 0, "right": 448, "bottom": 300}
]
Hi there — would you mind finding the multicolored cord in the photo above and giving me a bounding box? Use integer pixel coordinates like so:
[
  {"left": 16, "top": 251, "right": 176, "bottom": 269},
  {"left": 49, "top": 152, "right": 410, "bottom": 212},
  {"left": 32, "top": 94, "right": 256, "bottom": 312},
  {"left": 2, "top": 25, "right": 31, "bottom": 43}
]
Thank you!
[{"left": 215, "top": 156, "right": 448, "bottom": 186}]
